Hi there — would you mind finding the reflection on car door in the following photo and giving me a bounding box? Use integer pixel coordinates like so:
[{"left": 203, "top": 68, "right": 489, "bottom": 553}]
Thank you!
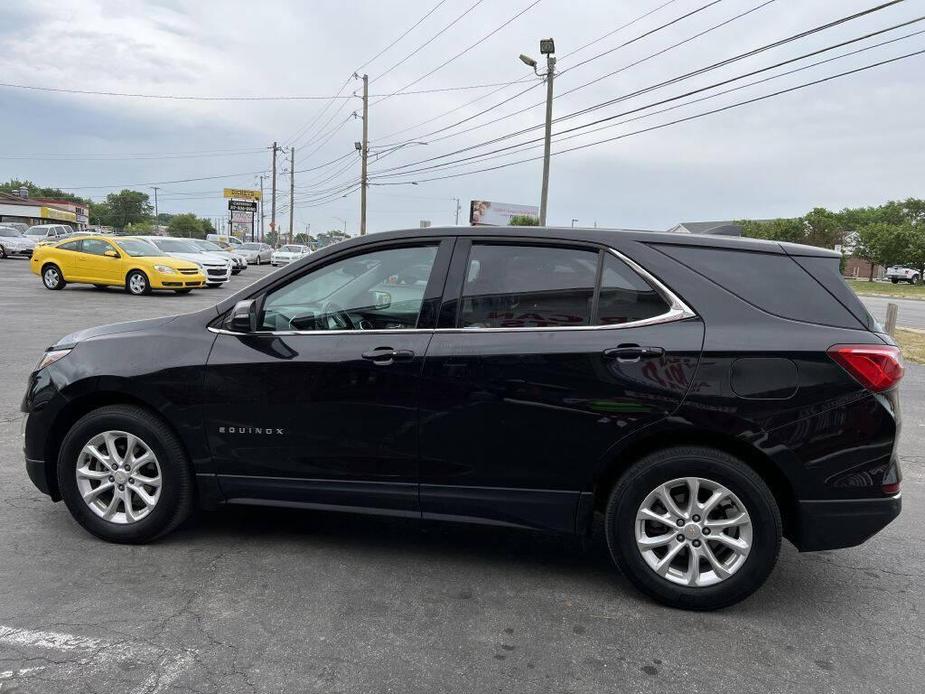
[
  {"left": 204, "top": 239, "right": 453, "bottom": 517},
  {"left": 418, "top": 239, "right": 705, "bottom": 532}
]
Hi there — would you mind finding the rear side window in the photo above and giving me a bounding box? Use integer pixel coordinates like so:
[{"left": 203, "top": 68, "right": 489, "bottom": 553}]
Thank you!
[
  {"left": 461, "top": 245, "right": 598, "bottom": 328},
  {"left": 654, "top": 244, "right": 864, "bottom": 329},
  {"left": 58, "top": 240, "right": 81, "bottom": 251},
  {"left": 791, "top": 255, "right": 877, "bottom": 331},
  {"left": 597, "top": 253, "right": 670, "bottom": 325}
]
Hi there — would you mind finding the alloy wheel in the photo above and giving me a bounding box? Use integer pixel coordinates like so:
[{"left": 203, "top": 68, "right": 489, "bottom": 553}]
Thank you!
[
  {"left": 75, "top": 430, "right": 162, "bottom": 524},
  {"left": 43, "top": 267, "right": 60, "bottom": 288},
  {"left": 635, "top": 477, "right": 752, "bottom": 587},
  {"left": 128, "top": 273, "right": 147, "bottom": 295}
]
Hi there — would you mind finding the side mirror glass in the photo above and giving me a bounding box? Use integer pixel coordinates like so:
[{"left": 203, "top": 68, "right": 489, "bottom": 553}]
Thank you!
[
  {"left": 371, "top": 290, "right": 392, "bottom": 310},
  {"left": 229, "top": 300, "right": 257, "bottom": 333},
  {"left": 104, "top": 249, "right": 120, "bottom": 258}
]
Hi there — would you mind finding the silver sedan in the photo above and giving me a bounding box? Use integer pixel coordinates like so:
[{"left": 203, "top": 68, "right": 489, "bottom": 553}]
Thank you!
[{"left": 238, "top": 242, "right": 274, "bottom": 265}]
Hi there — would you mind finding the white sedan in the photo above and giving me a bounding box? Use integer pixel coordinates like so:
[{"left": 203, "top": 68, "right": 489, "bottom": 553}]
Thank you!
[
  {"left": 0, "top": 226, "right": 37, "bottom": 258},
  {"left": 271, "top": 244, "right": 311, "bottom": 266}
]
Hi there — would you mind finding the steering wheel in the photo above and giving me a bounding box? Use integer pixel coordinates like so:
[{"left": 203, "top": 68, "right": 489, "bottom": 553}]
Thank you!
[{"left": 320, "top": 300, "right": 357, "bottom": 330}]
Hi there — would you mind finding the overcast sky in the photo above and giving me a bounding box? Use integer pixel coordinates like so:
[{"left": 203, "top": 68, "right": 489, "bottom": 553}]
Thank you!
[{"left": 1, "top": 0, "right": 923, "bottom": 234}]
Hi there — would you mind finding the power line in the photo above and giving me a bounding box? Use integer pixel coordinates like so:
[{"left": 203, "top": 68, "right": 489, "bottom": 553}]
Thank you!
[
  {"left": 370, "top": 0, "right": 544, "bottom": 107},
  {"left": 372, "top": 25, "right": 925, "bottom": 182},
  {"left": 371, "top": 0, "right": 487, "bottom": 86},
  {"left": 0, "top": 149, "right": 268, "bottom": 161},
  {"left": 356, "top": 0, "right": 451, "bottom": 73},
  {"left": 374, "top": 0, "right": 690, "bottom": 143},
  {"left": 369, "top": 2, "right": 911, "bottom": 177},
  {"left": 366, "top": 48, "right": 925, "bottom": 187},
  {"left": 374, "top": 0, "right": 734, "bottom": 150}
]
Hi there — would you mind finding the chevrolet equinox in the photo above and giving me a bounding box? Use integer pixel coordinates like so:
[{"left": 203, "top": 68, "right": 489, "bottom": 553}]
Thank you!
[{"left": 22, "top": 227, "right": 903, "bottom": 610}]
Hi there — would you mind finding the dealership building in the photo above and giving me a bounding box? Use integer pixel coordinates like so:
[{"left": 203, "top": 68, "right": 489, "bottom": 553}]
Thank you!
[{"left": 0, "top": 190, "right": 80, "bottom": 228}]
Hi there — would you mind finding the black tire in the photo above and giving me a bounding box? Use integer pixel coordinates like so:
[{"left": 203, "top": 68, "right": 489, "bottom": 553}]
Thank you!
[
  {"left": 57, "top": 405, "right": 195, "bottom": 544},
  {"left": 125, "top": 270, "right": 151, "bottom": 296},
  {"left": 891, "top": 278, "right": 899, "bottom": 284},
  {"left": 174, "top": 289, "right": 192, "bottom": 295},
  {"left": 0, "top": 244, "right": 7, "bottom": 259},
  {"left": 912, "top": 276, "right": 921, "bottom": 286},
  {"left": 605, "top": 446, "right": 781, "bottom": 611},
  {"left": 42, "top": 263, "right": 66, "bottom": 290}
]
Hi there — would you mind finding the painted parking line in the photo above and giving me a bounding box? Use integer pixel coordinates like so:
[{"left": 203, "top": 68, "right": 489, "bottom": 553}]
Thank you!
[{"left": 0, "top": 624, "right": 194, "bottom": 693}]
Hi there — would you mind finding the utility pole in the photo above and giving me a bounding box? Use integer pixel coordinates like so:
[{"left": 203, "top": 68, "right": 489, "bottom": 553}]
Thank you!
[
  {"left": 359, "top": 73, "right": 369, "bottom": 236},
  {"left": 258, "top": 175, "right": 265, "bottom": 242},
  {"left": 271, "top": 141, "right": 278, "bottom": 242},
  {"left": 289, "top": 146, "right": 295, "bottom": 244},
  {"left": 151, "top": 186, "right": 160, "bottom": 233},
  {"left": 454, "top": 197, "right": 462, "bottom": 225}
]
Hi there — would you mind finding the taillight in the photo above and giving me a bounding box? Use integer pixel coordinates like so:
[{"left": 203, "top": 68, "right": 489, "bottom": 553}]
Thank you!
[{"left": 827, "top": 344, "right": 904, "bottom": 392}]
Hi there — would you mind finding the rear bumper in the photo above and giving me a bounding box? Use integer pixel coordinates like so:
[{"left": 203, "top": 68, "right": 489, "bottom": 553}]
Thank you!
[{"left": 791, "top": 495, "right": 901, "bottom": 551}]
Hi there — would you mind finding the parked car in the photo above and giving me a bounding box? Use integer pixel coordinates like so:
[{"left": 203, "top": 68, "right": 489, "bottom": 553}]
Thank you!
[
  {"left": 271, "top": 244, "right": 311, "bottom": 266},
  {"left": 885, "top": 265, "right": 921, "bottom": 284},
  {"left": 0, "top": 226, "right": 36, "bottom": 258},
  {"left": 30, "top": 235, "right": 205, "bottom": 294},
  {"left": 2, "top": 222, "right": 29, "bottom": 235},
  {"left": 206, "top": 233, "right": 244, "bottom": 249},
  {"left": 25, "top": 224, "right": 73, "bottom": 244},
  {"left": 134, "top": 236, "right": 232, "bottom": 287},
  {"left": 238, "top": 242, "right": 273, "bottom": 265},
  {"left": 186, "top": 239, "right": 248, "bottom": 274},
  {"left": 21, "top": 226, "right": 902, "bottom": 610}
]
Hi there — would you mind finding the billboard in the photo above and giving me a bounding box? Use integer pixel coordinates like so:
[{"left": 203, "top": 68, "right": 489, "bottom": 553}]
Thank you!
[
  {"left": 469, "top": 200, "right": 538, "bottom": 226},
  {"left": 223, "top": 188, "right": 261, "bottom": 201}
]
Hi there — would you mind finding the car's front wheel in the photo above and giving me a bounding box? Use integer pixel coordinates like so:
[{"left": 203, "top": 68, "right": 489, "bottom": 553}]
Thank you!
[
  {"left": 605, "top": 446, "right": 781, "bottom": 610},
  {"left": 42, "top": 263, "right": 66, "bottom": 290},
  {"left": 125, "top": 270, "right": 151, "bottom": 295},
  {"left": 57, "top": 405, "right": 194, "bottom": 543},
  {"left": 0, "top": 244, "right": 7, "bottom": 259}
]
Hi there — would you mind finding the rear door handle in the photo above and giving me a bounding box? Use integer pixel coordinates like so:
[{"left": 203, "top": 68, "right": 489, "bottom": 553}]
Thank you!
[
  {"left": 603, "top": 345, "right": 665, "bottom": 361},
  {"left": 361, "top": 347, "right": 415, "bottom": 365}
]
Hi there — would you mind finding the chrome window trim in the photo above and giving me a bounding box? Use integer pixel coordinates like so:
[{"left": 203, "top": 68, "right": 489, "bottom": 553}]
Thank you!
[{"left": 209, "top": 246, "right": 697, "bottom": 337}]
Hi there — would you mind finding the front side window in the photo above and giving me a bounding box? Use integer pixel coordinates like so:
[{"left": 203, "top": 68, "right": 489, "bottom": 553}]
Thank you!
[
  {"left": 115, "top": 239, "right": 161, "bottom": 257},
  {"left": 80, "top": 239, "right": 115, "bottom": 256},
  {"left": 460, "top": 244, "right": 598, "bottom": 328},
  {"left": 261, "top": 245, "right": 438, "bottom": 332}
]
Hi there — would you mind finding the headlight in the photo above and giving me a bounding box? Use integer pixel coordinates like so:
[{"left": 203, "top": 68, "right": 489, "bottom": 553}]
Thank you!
[
  {"left": 36, "top": 348, "right": 72, "bottom": 371},
  {"left": 153, "top": 264, "right": 177, "bottom": 274}
]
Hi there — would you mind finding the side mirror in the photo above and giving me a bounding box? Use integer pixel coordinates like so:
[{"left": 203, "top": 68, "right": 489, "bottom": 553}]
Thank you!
[
  {"left": 371, "top": 290, "right": 392, "bottom": 310},
  {"left": 104, "top": 249, "right": 120, "bottom": 258},
  {"left": 229, "top": 300, "right": 257, "bottom": 333}
]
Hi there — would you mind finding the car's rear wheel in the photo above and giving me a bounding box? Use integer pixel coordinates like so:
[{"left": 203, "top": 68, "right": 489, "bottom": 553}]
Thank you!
[
  {"left": 605, "top": 446, "right": 781, "bottom": 610},
  {"left": 57, "top": 405, "right": 194, "bottom": 543},
  {"left": 891, "top": 278, "right": 899, "bottom": 284},
  {"left": 42, "top": 263, "right": 66, "bottom": 290},
  {"left": 125, "top": 270, "right": 151, "bottom": 296}
]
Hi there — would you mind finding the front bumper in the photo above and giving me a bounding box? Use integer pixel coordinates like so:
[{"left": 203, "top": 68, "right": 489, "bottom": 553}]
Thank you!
[
  {"left": 151, "top": 272, "right": 206, "bottom": 289},
  {"left": 204, "top": 266, "right": 232, "bottom": 284},
  {"left": 791, "top": 495, "right": 901, "bottom": 551}
]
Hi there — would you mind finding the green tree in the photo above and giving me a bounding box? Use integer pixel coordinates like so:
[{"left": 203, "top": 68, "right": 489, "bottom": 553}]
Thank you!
[
  {"left": 739, "top": 218, "right": 806, "bottom": 243},
  {"left": 91, "top": 190, "right": 152, "bottom": 230},
  {"left": 0, "top": 179, "right": 90, "bottom": 205},
  {"left": 509, "top": 214, "right": 539, "bottom": 226},
  {"left": 265, "top": 230, "right": 279, "bottom": 247},
  {"left": 201, "top": 218, "right": 217, "bottom": 235},
  {"left": 167, "top": 213, "right": 204, "bottom": 238}
]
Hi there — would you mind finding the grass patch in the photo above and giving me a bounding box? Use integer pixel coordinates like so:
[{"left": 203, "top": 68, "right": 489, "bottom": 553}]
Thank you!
[
  {"left": 847, "top": 279, "right": 925, "bottom": 300},
  {"left": 895, "top": 329, "right": 925, "bottom": 364}
]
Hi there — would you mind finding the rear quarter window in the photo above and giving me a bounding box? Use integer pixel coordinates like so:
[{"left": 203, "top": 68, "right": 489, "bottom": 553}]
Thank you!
[{"left": 652, "top": 244, "right": 865, "bottom": 330}]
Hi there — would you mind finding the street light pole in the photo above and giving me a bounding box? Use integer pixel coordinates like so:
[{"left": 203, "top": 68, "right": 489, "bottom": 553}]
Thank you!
[{"left": 520, "top": 39, "right": 556, "bottom": 226}]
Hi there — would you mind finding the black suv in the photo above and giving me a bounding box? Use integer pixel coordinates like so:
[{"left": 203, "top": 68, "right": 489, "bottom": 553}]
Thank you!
[{"left": 22, "top": 227, "right": 903, "bottom": 610}]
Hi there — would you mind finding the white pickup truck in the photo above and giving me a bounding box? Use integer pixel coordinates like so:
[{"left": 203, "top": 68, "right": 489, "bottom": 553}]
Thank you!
[{"left": 885, "top": 266, "right": 921, "bottom": 285}]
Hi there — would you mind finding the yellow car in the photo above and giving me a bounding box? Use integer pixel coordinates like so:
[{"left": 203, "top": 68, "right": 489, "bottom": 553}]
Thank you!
[{"left": 31, "top": 235, "right": 206, "bottom": 295}]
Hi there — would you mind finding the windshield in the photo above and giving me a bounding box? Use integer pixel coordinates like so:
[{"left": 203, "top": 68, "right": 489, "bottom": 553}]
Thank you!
[
  {"left": 152, "top": 238, "right": 200, "bottom": 253},
  {"left": 115, "top": 239, "right": 163, "bottom": 257},
  {"left": 193, "top": 240, "right": 224, "bottom": 251},
  {"left": 280, "top": 245, "right": 304, "bottom": 253},
  {"left": 25, "top": 228, "right": 47, "bottom": 237},
  {"left": 241, "top": 243, "right": 261, "bottom": 250}
]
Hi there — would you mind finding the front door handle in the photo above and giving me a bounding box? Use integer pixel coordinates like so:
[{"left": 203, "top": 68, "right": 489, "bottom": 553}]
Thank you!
[
  {"left": 361, "top": 347, "right": 415, "bottom": 365},
  {"left": 603, "top": 345, "right": 665, "bottom": 362}
]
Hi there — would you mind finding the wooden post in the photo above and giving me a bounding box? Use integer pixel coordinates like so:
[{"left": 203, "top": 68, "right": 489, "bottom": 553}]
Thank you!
[{"left": 885, "top": 302, "right": 899, "bottom": 336}]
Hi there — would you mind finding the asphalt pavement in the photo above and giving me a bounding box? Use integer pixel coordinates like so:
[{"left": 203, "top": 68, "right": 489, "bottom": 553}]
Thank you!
[
  {"left": 1, "top": 256, "right": 923, "bottom": 693},
  {"left": 860, "top": 295, "right": 925, "bottom": 330}
]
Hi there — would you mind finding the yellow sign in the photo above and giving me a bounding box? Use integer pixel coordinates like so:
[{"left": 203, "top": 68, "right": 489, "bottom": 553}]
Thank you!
[
  {"left": 40, "top": 206, "right": 77, "bottom": 222},
  {"left": 223, "top": 188, "right": 261, "bottom": 201}
]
